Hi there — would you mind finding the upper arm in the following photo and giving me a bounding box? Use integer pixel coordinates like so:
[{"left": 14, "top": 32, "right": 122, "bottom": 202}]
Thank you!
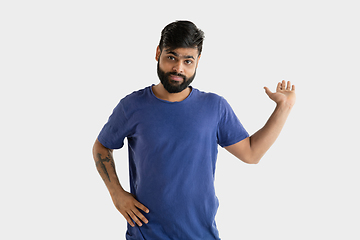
[
  {"left": 224, "top": 137, "right": 258, "bottom": 164},
  {"left": 93, "top": 138, "right": 113, "bottom": 157}
]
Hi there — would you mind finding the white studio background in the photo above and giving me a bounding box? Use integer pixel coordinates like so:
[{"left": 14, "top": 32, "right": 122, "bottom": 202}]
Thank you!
[{"left": 1, "top": 1, "right": 359, "bottom": 239}]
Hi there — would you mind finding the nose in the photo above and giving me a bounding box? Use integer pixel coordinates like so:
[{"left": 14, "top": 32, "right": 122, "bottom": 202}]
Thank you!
[{"left": 172, "top": 61, "right": 184, "bottom": 74}]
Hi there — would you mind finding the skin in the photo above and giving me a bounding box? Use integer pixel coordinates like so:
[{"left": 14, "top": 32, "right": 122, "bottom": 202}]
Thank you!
[
  {"left": 92, "top": 45, "right": 296, "bottom": 227},
  {"left": 225, "top": 81, "right": 296, "bottom": 163},
  {"left": 153, "top": 46, "right": 201, "bottom": 102}
]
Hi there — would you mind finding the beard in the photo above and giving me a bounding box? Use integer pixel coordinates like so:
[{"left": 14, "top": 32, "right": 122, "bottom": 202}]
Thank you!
[{"left": 157, "top": 62, "right": 196, "bottom": 93}]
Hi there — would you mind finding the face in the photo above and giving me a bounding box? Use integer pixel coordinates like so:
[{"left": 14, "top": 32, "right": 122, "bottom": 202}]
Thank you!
[{"left": 156, "top": 47, "right": 200, "bottom": 93}]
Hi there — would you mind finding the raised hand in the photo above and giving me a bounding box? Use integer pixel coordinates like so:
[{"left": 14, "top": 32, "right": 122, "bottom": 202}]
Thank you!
[{"left": 264, "top": 80, "right": 296, "bottom": 107}]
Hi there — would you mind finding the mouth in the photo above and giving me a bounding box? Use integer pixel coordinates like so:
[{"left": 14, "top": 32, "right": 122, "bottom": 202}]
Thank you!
[{"left": 169, "top": 74, "right": 185, "bottom": 82}]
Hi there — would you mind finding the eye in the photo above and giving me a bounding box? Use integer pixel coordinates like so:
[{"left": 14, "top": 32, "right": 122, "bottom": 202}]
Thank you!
[
  {"left": 167, "top": 56, "right": 175, "bottom": 61},
  {"left": 185, "top": 60, "right": 193, "bottom": 65}
]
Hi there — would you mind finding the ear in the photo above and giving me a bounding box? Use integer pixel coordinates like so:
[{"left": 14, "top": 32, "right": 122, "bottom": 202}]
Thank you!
[
  {"left": 155, "top": 46, "right": 161, "bottom": 61},
  {"left": 196, "top": 54, "right": 201, "bottom": 67}
]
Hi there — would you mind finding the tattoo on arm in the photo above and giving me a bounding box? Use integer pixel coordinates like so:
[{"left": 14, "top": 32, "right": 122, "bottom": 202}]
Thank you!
[{"left": 96, "top": 153, "right": 115, "bottom": 182}]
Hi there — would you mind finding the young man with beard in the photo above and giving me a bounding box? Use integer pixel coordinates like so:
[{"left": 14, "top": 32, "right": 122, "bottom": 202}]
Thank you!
[{"left": 93, "top": 20, "right": 296, "bottom": 240}]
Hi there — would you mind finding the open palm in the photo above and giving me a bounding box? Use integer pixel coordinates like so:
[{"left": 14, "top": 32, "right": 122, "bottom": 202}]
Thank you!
[{"left": 264, "top": 80, "right": 296, "bottom": 107}]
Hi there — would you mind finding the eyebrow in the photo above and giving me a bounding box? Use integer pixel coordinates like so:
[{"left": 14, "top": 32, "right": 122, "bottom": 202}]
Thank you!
[{"left": 166, "top": 50, "right": 195, "bottom": 60}]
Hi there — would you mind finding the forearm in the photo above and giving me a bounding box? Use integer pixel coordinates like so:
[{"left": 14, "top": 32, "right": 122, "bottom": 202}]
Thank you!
[
  {"left": 92, "top": 139, "right": 149, "bottom": 226},
  {"left": 93, "top": 139, "right": 125, "bottom": 196},
  {"left": 249, "top": 103, "right": 292, "bottom": 161}
]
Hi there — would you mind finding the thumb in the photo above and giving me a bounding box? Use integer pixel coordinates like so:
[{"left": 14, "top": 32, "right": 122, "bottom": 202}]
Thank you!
[{"left": 264, "top": 86, "right": 272, "bottom": 96}]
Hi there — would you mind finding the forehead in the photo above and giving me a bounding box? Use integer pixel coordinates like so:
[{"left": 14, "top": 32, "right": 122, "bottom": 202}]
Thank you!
[{"left": 163, "top": 47, "right": 199, "bottom": 58}]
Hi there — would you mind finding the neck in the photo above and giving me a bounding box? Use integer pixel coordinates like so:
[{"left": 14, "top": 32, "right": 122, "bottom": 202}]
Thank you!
[{"left": 152, "top": 83, "right": 191, "bottom": 102}]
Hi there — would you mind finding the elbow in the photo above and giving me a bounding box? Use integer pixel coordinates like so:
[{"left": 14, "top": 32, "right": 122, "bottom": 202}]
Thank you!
[
  {"left": 242, "top": 149, "right": 264, "bottom": 164},
  {"left": 246, "top": 159, "right": 260, "bottom": 165},
  {"left": 241, "top": 156, "right": 261, "bottom": 164},
  {"left": 249, "top": 158, "right": 261, "bottom": 164}
]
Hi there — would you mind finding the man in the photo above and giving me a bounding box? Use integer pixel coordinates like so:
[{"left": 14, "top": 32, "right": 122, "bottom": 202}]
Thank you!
[{"left": 93, "top": 20, "right": 296, "bottom": 239}]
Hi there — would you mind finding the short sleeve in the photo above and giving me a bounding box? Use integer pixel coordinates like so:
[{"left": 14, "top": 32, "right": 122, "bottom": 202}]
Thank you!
[
  {"left": 217, "top": 97, "right": 249, "bottom": 147},
  {"left": 97, "top": 100, "right": 131, "bottom": 149}
]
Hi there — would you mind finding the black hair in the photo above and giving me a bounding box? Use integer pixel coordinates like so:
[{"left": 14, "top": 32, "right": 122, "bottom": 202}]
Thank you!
[{"left": 159, "top": 20, "right": 205, "bottom": 56}]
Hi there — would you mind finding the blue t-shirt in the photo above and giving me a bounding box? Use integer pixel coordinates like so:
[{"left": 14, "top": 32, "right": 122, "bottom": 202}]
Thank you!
[{"left": 98, "top": 86, "right": 249, "bottom": 240}]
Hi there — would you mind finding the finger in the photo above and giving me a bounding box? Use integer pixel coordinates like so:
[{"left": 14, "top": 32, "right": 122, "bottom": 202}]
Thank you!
[
  {"left": 264, "top": 86, "right": 272, "bottom": 96},
  {"left": 128, "top": 210, "right": 143, "bottom": 227},
  {"left": 276, "top": 82, "right": 282, "bottom": 91},
  {"left": 123, "top": 213, "right": 135, "bottom": 227},
  {"left": 281, "top": 80, "right": 286, "bottom": 90},
  {"left": 135, "top": 201, "right": 150, "bottom": 214},
  {"left": 286, "top": 81, "right": 291, "bottom": 90},
  {"left": 132, "top": 208, "right": 149, "bottom": 224}
]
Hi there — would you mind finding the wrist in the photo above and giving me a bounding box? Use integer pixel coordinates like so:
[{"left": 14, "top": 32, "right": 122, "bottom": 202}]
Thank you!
[
  {"left": 109, "top": 184, "right": 126, "bottom": 197},
  {"left": 276, "top": 100, "right": 294, "bottom": 110}
]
